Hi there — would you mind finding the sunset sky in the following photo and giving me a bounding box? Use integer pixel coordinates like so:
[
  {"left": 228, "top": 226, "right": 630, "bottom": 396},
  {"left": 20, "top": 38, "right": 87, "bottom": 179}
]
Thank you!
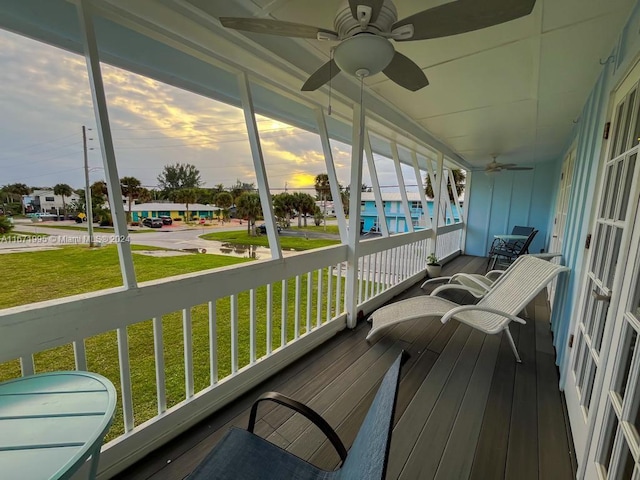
[{"left": 0, "top": 29, "right": 422, "bottom": 195}]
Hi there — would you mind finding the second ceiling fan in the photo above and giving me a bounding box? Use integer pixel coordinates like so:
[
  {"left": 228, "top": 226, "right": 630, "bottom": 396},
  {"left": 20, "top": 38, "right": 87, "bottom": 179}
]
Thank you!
[{"left": 220, "top": 0, "right": 537, "bottom": 92}]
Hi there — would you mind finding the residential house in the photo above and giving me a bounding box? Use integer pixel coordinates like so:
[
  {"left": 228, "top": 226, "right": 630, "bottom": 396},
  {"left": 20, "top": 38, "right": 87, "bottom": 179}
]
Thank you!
[
  {"left": 131, "top": 202, "right": 218, "bottom": 221},
  {"left": 2, "top": 1, "right": 640, "bottom": 478},
  {"left": 26, "top": 189, "right": 79, "bottom": 214}
]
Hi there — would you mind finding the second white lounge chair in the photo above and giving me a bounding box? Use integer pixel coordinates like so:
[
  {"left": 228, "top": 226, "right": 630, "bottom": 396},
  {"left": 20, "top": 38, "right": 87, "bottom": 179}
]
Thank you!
[{"left": 367, "top": 255, "right": 569, "bottom": 362}]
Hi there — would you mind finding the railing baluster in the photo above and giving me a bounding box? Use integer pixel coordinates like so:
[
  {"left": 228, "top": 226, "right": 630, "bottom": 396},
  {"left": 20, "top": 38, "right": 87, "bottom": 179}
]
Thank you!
[
  {"left": 20, "top": 356, "right": 35, "bottom": 376},
  {"left": 369, "top": 254, "right": 375, "bottom": 298},
  {"left": 152, "top": 317, "right": 167, "bottom": 413},
  {"left": 381, "top": 249, "right": 388, "bottom": 290},
  {"left": 266, "top": 284, "right": 273, "bottom": 355},
  {"left": 281, "top": 279, "right": 288, "bottom": 347},
  {"left": 230, "top": 295, "right": 238, "bottom": 374},
  {"left": 250, "top": 289, "right": 256, "bottom": 363},
  {"left": 306, "top": 272, "right": 312, "bottom": 333},
  {"left": 365, "top": 254, "right": 372, "bottom": 301},
  {"left": 209, "top": 301, "right": 218, "bottom": 385},
  {"left": 358, "top": 256, "right": 364, "bottom": 304},
  {"left": 336, "top": 262, "right": 342, "bottom": 315},
  {"left": 375, "top": 252, "right": 382, "bottom": 296},
  {"left": 326, "top": 266, "right": 333, "bottom": 322},
  {"left": 316, "top": 269, "right": 323, "bottom": 327},
  {"left": 73, "top": 340, "right": 87, "bottom": 371},
  {"left": 183, "top": 308, "right": 194, "bottom": 398},
  {"left": 294, "top": 276, "right": 301, "bottom": 339},
  {"left": 117, "top": 327, "right": 134, "bottom": 432}
]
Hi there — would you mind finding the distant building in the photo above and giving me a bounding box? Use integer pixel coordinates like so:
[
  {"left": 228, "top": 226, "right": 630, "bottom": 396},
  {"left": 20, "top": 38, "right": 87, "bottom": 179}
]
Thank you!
[
  {"left": 131, "top": 202, "right": 218, "bottom": 221},
  {"left": 27, "top": 189, "right": 80, "bottom": 214},
  {"left": 360, "top": 192, "right": 461, "bottom": 234}
]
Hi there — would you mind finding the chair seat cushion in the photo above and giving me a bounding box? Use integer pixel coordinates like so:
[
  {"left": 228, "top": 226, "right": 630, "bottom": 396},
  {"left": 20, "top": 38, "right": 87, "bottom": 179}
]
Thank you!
[{"left": 189, "top": 427, "right": 336, "bottom": 480}]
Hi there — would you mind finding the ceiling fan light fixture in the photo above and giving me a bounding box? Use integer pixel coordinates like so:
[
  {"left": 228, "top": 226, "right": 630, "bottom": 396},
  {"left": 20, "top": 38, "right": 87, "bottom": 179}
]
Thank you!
[{"left": 333, "top": 34, "right": 394, "bottom": 77}]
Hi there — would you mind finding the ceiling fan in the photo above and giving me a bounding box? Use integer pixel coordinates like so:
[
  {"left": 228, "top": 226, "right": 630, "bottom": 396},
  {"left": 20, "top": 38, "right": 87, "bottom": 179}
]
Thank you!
[
  {"left": 484, "top": 155, "right": 533, "bottom": 173},
  {"left": 219, "top": 0, "right": 536, "bottom": 92}
]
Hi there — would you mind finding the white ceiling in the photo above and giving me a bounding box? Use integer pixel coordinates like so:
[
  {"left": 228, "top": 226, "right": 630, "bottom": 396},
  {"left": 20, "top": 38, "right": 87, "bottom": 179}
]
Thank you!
[{"left": 185, "top": 0, "right": 635, "bottom": 168}]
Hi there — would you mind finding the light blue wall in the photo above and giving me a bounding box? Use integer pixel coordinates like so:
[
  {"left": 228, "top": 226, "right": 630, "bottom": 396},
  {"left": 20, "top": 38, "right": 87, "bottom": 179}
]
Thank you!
[
  {"left": 551, "top": 0, "right": 640, "bottom": 380},
  {"left": 465, "top": 161, "right": 558, "bottom": 258}
]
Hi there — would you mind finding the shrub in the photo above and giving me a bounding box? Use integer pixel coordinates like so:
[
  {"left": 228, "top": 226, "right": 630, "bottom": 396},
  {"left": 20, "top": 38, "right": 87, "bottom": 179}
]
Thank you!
[{"left": 0, "top": 216, "right": 13, "bottom": 235}]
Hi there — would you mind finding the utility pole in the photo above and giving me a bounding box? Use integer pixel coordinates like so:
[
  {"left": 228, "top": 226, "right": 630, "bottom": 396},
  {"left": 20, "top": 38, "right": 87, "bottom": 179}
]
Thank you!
[{"left": 83, "top": 125, "right": 94, "bottom": 247}]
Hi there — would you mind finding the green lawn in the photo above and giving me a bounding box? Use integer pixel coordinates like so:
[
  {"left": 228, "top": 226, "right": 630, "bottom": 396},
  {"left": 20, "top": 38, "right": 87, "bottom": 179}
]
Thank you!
[
  {"left": 201, "top": 230, "right": 340, "bottom": 250},
  {"left": 0, "top": 244, "right": 344, "bottom": 441},
  {"left": 0, "top": 230, "right": 49, "bottom": 239},
  {"left": 287, "top": 224, "right": 340, "bottom": 235}
]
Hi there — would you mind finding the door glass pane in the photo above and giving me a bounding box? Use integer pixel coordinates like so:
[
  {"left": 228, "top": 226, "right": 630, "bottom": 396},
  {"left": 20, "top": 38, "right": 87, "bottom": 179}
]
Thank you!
[
  {"left": 586, "top": 280, "right": 598, "bottom": 338},
  {"left": 600, "top": 405, "right": 617, "bottom": 476},
  {"left": 632, "top": 371, "right": 640, "bottom": 441},
  {"left": 632, "top": 267, "right": 640, "bottom": 321},
  {"left": 599, "top": 226, "right": 613, "bottom": 280},
  {"left": 617, "top": 440, "right": 635, "bottom": 480},
  {"left": 607, "top": 228, "right": 624, "bottom": 290},
  {"left": 613, "top": 322, "right": 637, "bottom": 401},
  {"left": 592, "top": 224, "right": 604, "bottom": 273},
  {"left": 608, "top": 161, "right": 624, "bottom": 219},
  {"left": 621, "top": 90, "right": 636, "bottom": 153},
  {"left": 575, "top": 330, "right": 586, "bottom": 379},
  {"left": 620, "top": 154, "right": 637, "bottom": 221},
  {"left": 584, "top": 360, "right": 598, "bottom": 412},
  {"left": 612, "top": 102, "right": 626, "bottom": 159},
  {"left": 601, "top": 167, "right": 614, "bottom": 217},
  {"left": 593, "top": 298, "right": 611, "bottom": 354}
]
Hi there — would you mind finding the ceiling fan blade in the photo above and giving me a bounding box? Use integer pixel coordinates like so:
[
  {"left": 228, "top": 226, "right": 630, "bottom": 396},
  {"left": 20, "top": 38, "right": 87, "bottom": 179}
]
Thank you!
[
  {"left": 349, "top": 0, "right": 384, "bottom": 23},
  {"left": 392, "top": 0, "right": 536, "bottom": 41},
  {"left": 219, "top": 17, "right": 337, "bottom": 39},
  {"left": 301, "top": 59, "right": 340, "bottom": 91},
  {"left": 505, "top": 166, "right": 534, "bottom": 170},
  {"left": 382, "top": 51, "right": 429, "bottom": 91}
]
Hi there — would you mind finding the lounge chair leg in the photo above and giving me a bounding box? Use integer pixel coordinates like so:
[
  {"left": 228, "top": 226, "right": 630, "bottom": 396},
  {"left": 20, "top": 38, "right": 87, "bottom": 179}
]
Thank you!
[{"left": 505, "top": 328, "right": 522, "bottom": 363}]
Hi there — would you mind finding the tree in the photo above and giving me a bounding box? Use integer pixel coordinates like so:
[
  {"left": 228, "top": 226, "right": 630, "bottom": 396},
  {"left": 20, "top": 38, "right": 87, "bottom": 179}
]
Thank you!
[
  {"left": 215, "top": 192, "right": 233, "bottom": 222},
  {"left": 3, "top": 183, "right": 30, "bottom": 215},
  {"left": 157, "top": 163, "right": 202, "bottom": 197},
  {"left": 53, "top": 183, "right": 73, "bottom": 219},
  {"left": 0, "top": 215, "right": 14, "bottom": 235},
  {"left": 236, "top": 192, "right": 262, "bottom": 235},
  {"left": 425, "top": 169, "right": 466, "bottom": 202},
  {"left": 171, "top": 188, "right": 199, "bottom": 222},
  {"left": 299, "top": 193, "right": 316, "bottom": 227},
  {"left": 120, "top": 176, "right": 141, "bottom": 223},
  {"left": 314, "top": 174, "right": 332, "bottom": 201},
  {"left": 230, "top": 180, "right": 256, "bottom": 204},
  {"left": 273, "top": 193, "right": 295, "bottom": 227},
  {"left": 291, "top": 192, "right": 305, "bottom": 228}
]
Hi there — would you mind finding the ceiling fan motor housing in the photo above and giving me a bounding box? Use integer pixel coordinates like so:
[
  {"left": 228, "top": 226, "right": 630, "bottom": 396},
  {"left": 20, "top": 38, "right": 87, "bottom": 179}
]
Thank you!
[{"left": 334, "top": 0, "right": 398, "bottom": 38}]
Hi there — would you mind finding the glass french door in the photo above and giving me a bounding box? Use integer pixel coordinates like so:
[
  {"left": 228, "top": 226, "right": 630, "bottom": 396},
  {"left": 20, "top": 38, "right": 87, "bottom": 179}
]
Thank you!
[{"left": 565, "top": 63, "right": 640, "bottom": 473}]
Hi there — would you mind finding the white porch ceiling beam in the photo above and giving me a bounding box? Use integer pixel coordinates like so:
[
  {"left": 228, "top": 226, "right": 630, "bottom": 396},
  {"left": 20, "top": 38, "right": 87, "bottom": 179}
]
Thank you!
[
  {"left": 77, "top": 0, "right": 137, "bottom": 289},
  {"left": 391, "top": 141, "right": 414, "bottom": 233},
  {"left": 237, "top": 72, "right": 282, "bottom": 260},
  {"left": 346, "top": 103, "right": 365, "bottom": 329},
  {"left": 315, "top": 108, "right": 347, "bottom": 244},
  {"left": 364, "top": 129, "right": 389, "bottom": 237}
]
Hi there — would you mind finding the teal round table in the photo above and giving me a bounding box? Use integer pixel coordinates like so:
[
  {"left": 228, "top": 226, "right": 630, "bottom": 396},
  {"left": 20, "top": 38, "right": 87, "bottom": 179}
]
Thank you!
[{"left": 0, "top": 371, "right": 117, "bottom": 479}]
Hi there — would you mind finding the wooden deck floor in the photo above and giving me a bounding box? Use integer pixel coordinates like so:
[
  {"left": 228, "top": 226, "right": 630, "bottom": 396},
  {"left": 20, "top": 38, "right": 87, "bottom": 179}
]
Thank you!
[{"left": 116, "top": 255, "right": 577, "bottom": 480}]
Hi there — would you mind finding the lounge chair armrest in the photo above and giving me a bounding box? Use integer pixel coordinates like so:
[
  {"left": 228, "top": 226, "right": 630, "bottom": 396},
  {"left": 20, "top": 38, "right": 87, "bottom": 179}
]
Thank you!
[
  {"left": 430, "top": 284, "right": 487, "bottom": 299},
  {"left": 485, "top": 270, "right": 505, "bottom": 281},
  {"left": 421, "top": 276, "right": 452, "bottom": 289},
  {"left": 441, "top": 305, "right": 527, "bottom": 325},
  {"left": 248, "top": 392, "right": 347, "bottom": 464}
]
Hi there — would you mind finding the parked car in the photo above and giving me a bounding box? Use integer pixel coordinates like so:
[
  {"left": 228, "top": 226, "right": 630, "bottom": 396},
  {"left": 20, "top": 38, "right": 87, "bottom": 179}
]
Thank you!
[
  {"left": 142, "top": 217, "right": 163, "bottom": 228},
  {"left": 159, "top": 216, "right": 173, "bottom": 225},
  {"left": 256, "top": 223, "right": 281, "bottom": 234}
]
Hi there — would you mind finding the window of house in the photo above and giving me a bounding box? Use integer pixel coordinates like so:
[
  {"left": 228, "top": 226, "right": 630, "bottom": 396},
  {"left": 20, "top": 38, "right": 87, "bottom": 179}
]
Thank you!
[{"left": 45, "top": 196, "right": 54, "bottom": 201}]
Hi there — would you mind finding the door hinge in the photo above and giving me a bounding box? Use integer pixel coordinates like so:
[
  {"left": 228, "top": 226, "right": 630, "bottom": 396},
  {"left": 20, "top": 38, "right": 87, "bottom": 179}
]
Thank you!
[
  {"left": 604, "top": 121, "right": 611, "bottom": 139},
  {"left": 569, "top": 334, "right": 574, "bottom": 348},
  {"left": 585, "top": 233, "right": 592, "bottom": 249}
]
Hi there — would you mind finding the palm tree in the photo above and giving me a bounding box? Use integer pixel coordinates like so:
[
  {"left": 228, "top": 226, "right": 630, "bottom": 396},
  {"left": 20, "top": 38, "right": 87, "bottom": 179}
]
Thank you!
[
  {"left": 425, "top": 169, "right": 466, "bottom": 201},
  {"left": 171, "top": 188, "right": 198, "bottom": 222},
  {"left": 3, "top": 183, "right": 30, "bottom": 215},
  {"left": 291, "top": 192, "right": 305, "bottom": 227},
  {"left": 53, "top": 183, "right": 73, "bottom": 219},
  {"left": 300, "top": 193, "right": 316, "bottom": 227},
  {"left": 273, "top": 193, "right": 295, "bottom": 227},
  {"left": 120, "top": 176, "right": 141, "bottom": 223},
  {"left": 215, "top": 192, "right": 233, "bottom": 222},
  {"left": 236, "top": 192, "right": 263, "bottom": 235}
]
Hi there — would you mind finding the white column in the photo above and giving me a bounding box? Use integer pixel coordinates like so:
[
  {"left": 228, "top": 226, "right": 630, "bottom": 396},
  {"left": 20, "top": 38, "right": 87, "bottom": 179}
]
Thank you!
[
  {"left": 412, "top": 151, "right": 432, "bottom": 230},
  {"left": 460, "top": 170, "right": 472, "bottom": 252},
  {"left": 364, "top": 129, "right": 389, "bottom": 237},
  {"left": 315, "top": 108, "right": 347, "bottom": 243},
  {"left": 345, "top": 103, "right": 365, "bottom": 328},
  {"left": 237, "top": 73, "right": 282, "bottom": 260},
  {"left": 391, "top": 141, "right": 414, "bottom": 233},
  {"left": 76, "top": 0, "right": 136, "bottom": 288}
]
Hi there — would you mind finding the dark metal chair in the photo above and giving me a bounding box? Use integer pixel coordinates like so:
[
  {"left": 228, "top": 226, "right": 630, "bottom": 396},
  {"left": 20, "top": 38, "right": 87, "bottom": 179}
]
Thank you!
[
  {"left": 489, "top": 229, "right": 538, "bottom": 270},
  {"left": 189, "top": 351, "right": 407, "bottom": 480}
]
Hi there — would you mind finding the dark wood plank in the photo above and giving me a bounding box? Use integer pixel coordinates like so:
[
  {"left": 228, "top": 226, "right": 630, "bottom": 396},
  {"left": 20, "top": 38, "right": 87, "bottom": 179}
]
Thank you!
[
  {"left": 505, "top": 313, "right": 539, "bottom": 480},
  {"left": 537, "top": 351, "right": 573, "bottom": 479},
  {"left": 469, "top": 326, "right": 520, "bottom": 480}
]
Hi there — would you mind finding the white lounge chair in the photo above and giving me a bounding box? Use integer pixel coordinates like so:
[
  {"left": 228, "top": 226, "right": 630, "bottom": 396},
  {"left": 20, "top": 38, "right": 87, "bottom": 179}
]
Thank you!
[
  {"left": 421, "top": 268, "right": 506, "bottom": 299},
  {"left": 367, "top": 256, "right": 569, "bottom": 362}
]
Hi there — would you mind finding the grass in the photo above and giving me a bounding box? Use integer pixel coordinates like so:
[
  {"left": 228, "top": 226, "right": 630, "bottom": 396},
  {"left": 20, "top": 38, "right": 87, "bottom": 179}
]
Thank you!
[
  {"left": 201, "top": 230, "right": 340, "bottom": 251},
  {"left": 0, "top": 244, "right": 347, "bottom": 442},
  {"left": 287, "top": 224, "right": 340, "bottom": 235},
  {"left": 0, "top": 230, "right": 49, "bottom": 239}
]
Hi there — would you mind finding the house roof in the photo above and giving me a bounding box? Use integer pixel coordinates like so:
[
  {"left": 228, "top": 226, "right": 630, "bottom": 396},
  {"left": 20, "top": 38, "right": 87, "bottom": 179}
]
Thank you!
[{"left": 131, "top": 203, "right": 217, "bottom": 211}]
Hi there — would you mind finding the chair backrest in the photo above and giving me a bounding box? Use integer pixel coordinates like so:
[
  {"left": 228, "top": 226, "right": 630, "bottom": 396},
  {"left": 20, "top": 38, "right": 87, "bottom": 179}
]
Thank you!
[
  {"left": 337, "top": 352, "right": 405, "bottom": 480},
  {"left": 511, "top": 225, "right": 534, "bottom": 236},
  {"left": 515, "top": 229, "right": 538, "bottom": 255},
  {"left": 479, "top": 255, "right": 569, "bottom": 316}
]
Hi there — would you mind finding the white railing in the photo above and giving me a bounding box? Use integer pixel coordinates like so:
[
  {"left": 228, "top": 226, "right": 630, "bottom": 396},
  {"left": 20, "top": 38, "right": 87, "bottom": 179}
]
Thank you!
[
  {"left": 436, "top": 223, "right": 465, "bottom": 261},
  {"left": 0, "top": 226, "right": 452, "bottom": 477}
]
